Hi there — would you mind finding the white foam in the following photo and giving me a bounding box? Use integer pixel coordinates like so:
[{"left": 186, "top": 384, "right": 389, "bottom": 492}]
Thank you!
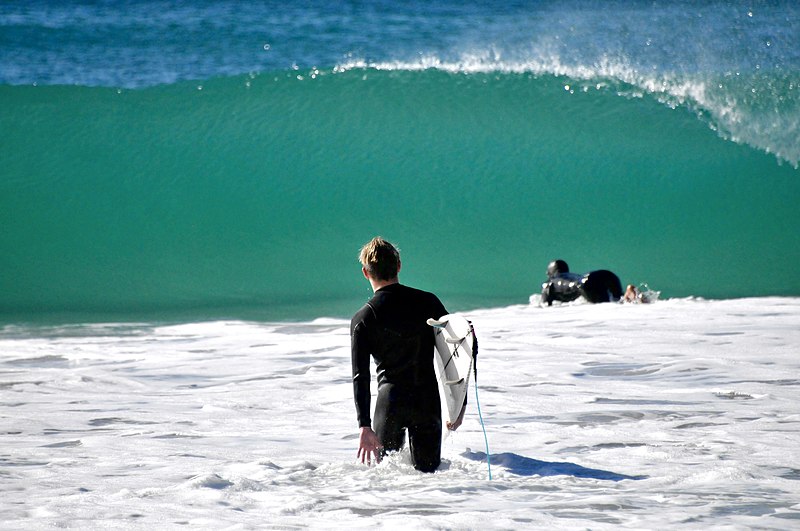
[{"left": 1, "top": 297, "right": 799, "bottom": 528}]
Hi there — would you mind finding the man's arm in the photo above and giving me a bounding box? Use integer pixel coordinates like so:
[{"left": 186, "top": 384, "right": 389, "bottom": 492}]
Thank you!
[
  {"left": 350, "top": 320, "right": 372, "bottom": 428},
  {"left": 351, "top": 316, "right": 384, "bottom": 464}
]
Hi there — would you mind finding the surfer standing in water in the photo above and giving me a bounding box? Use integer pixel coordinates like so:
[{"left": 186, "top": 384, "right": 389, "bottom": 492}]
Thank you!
[{"left": 350, "top": 237, "right": 452, "bottom": 472}]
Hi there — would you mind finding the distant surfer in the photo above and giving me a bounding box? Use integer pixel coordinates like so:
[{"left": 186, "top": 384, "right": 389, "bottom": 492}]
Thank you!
[
  {"left": 351, "top": 237, "right": 456, "bottom": 473},
  {"left": 541, "top": 259, "right": 623, "bottom": 306}
]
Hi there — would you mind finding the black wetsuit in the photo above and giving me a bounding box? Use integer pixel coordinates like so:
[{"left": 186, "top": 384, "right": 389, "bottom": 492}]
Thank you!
[
  {"left": 542, "top": 270, "right": 623, "bottom": 305},
  {"left": 541, "top": 272, "right": 584, "bottom": 305},
  {"left": 351, "top": 283, "right": 447, "bottom": 473}
]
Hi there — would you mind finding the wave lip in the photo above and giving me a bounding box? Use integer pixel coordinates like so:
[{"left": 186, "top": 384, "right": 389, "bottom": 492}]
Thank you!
[{"left": 334, "top": 52, "right": 800, "bottom": 169}]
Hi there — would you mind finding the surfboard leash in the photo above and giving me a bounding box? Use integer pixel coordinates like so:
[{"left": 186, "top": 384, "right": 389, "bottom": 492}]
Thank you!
[
  {"left": 469, "top": 322, "right": 492, "bottom": 480},
  {"left": 474, "top": 375, "right": 492, "bottom": 480}
]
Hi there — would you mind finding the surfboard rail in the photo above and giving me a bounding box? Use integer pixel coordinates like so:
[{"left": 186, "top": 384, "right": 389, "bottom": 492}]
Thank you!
[{"left": 429, "top": 314, "right": 476, "bottom": 427}]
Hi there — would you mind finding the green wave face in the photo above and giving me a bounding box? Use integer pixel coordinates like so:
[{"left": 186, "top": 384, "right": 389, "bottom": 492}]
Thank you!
[{"left": 1, "top": 70, "right": 798, "bottom": 322}]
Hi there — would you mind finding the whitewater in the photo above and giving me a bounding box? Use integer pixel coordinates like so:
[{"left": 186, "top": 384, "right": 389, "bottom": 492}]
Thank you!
[{"left": 2, "top": 297, "right": 799, "bottom": 529}]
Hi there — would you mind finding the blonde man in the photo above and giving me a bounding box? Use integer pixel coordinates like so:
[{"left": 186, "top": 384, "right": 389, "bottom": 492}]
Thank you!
[{"left": 350, "top": 237, "right": 448, "bottom": 472}]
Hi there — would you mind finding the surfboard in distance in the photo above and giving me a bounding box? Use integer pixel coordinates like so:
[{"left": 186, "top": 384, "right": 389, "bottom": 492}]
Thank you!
[{"left": 427, "top": 314, "right": 476, "bottom": 428}]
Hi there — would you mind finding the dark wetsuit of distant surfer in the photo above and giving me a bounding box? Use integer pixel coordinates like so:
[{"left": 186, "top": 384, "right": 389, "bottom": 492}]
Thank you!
[
  {"left": 351, "top": 237, "right": 448, "bottom": 473},
  {"left": 541, "top": 259, "right": 623, "bottom": 305}
]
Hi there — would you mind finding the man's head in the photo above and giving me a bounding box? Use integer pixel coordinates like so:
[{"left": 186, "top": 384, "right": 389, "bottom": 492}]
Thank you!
[
  {"left": 546, "top": 259, "right": 569, "bottom": 278},
  {"left": 359, "top": 237, "right": 401, "bottom": 281}
]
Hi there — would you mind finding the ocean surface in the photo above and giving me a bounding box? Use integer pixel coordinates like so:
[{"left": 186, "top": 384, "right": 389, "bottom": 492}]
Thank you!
[
  {"left": 2, "top": 0, "right": 799, "bottom": 324},
  {"left": 2, "top": 4, "right": 800, "bottom": 528}
]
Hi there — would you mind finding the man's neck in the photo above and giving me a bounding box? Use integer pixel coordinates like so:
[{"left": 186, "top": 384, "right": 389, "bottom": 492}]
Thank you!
[{"left": 369, "top": 277, "right": 399, "bottom": 292}]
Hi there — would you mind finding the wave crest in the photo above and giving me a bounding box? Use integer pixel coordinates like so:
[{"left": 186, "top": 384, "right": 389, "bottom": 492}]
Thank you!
[{"left": 333, "top": 54, "right": 798, "bottom": 168}]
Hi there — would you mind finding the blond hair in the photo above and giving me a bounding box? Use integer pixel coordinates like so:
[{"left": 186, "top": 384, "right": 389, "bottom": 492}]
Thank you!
[{"left": 359, "top": 237, "right": 400, "bottom": 281}]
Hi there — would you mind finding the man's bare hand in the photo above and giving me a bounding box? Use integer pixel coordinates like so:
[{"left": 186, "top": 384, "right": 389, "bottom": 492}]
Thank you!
[
  {"left": 446, "top": 403, "right": 467, "bottom": 431},
  {"left": 357, "top": 427, "right": 383, "bottom": 465}
]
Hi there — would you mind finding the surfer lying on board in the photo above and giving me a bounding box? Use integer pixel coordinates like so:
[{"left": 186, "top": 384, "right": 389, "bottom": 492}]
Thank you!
[
  {"left": 351, "top": 237, "right": 459, "bottom": 473},
  {"left": 541, "top": 259, "right": 624, "bottom": 305}
]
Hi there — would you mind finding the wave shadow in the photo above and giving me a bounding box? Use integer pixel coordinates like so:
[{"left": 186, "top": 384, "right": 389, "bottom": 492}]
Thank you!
[{"left": 462, "top": 450, "right": 646, "bottom": 481}]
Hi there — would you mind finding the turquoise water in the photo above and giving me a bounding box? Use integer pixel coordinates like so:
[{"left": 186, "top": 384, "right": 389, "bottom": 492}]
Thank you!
[{"left": 1, "top": 1, "right": 799, "bottom": 323}]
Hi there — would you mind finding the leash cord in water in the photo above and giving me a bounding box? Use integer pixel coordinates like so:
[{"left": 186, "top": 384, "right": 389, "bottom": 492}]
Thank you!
[
  {"left": 473, "top": 374, "right": 492, "bottom": 480},
  {"left": 467, "top": 321, "right": 491, "bottom": 480}
]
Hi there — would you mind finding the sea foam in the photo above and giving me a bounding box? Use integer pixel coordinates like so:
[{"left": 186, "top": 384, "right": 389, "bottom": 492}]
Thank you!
[{"left": 2, "top": 297, "right": 798, "bottom": 528}]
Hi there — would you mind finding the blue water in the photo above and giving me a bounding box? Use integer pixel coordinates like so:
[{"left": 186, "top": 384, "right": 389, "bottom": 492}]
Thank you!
[{"left": 1, "top": 1, "right": 799, "bottom": 323}]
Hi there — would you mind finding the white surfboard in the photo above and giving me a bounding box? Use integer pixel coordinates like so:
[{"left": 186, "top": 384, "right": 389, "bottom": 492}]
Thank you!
[{"left": 427, "top": 314, "right": 476, "bottom": 428}]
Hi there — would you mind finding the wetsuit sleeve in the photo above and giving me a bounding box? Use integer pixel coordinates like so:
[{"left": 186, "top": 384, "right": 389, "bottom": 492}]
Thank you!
[
  {"left": 433, "top": 295, "right": 448, "bottom": 320},
  {"left": 350, "top": 318, "right": 373, "bottom": 428}
]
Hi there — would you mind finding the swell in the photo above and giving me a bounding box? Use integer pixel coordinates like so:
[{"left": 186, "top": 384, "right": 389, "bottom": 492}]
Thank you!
[{"left": 1, "top": 69, "right": 798, "bottom": 322}]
